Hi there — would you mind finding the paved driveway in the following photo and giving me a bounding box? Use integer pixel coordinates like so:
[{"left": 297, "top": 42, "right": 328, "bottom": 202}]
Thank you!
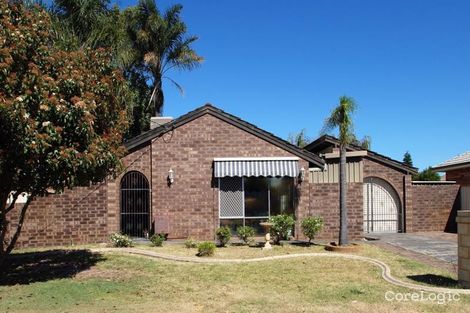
[{"left": 374, "top": 232, "right": 458, "bottom": 265}]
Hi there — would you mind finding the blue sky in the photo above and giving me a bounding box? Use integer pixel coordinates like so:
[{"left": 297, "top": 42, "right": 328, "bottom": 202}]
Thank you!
[{"left": 71, "top": 1, "right": 470, "bottom": 169}]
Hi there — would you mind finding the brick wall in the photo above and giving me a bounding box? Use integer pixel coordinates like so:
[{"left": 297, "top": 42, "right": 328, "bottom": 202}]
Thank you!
[
  {"left": 308, "top": 182, "right": 363, "bottom": 241},
  {"left": 8, "top": 184, "right": 108, "bottom": 248},
  {"left": 411, "top": 183, "right": 460, "bottom": 232},
  {"left": 143, "top": 113, "right": 308, "bottom": 240},
  {"left": 457, "top": 210, "right": 470, "bottom": 288},
  {"left": 447, "top": 168, "right": 470, "bottom": 185}
]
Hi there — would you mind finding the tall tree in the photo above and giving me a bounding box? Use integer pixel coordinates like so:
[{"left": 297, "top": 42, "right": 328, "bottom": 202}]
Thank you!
[
  {"left": 50, "top": 0, "right": 111, "bottom": 50},
  {"left": 288, "top": 129, "right": 311, "bottom": 148},
  {"left": 322, "top": 96, "right": 357, "bottom": 246},
  {"left": 125, "top": 0, "right": 203, "bottom": 116},
  {"left": 351, "top": 135, "right": 371, "bottom": 150},
  {"left": 414, "top": 167, "right": 441, "bottom": 181},
  {"left": 0, "top": 2, "right": 129, "bottom": 264},
  {"left": 403, "top": 151, "right": 413, "bottom": 167}
]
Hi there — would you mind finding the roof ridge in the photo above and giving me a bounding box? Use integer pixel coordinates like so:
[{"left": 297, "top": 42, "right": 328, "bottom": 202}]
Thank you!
[
  {"left": 305, "top": 134, "right": 418, "bottom": 174},
  {"left": 124, "top": 103, "right": 324, "bottom": 167}
]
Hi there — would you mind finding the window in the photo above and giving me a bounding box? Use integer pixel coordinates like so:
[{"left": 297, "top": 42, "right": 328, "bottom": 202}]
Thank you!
[{"left": 219, "top": 177, "right": 295, "bottom": 234}]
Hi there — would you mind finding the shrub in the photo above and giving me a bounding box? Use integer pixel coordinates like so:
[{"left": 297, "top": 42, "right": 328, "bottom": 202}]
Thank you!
[
  {"left": 236, "top": 226, "right": 255, "bottom": 245},
  {"left": 301, "top": 216, "right": 324, "bottom": 244},
  {"left": 269, "top": 214, "right": 295, "bottom": 244},
  {"left": 150, "top": 234, "right": 165, "bottom": 247},
  {"left": 110, "top": 233, "right": 133, "bottom": 247},
  {"left": 216, "top": 226, "right": 231, "bottom": 247},
  {"left": 197, "top": 241, "right": 216, "bottom": 257},
  {"left": 185, "top": 237, "right": 198, "bottom": 249}
]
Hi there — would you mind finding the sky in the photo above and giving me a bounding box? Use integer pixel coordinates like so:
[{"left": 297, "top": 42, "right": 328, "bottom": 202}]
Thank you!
[{"left": 66, "top": 1, "right": 470, "bottom": 170}]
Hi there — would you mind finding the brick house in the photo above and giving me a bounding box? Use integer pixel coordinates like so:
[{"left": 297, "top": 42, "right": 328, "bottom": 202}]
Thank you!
[
  {"left": 7, "top": 104, "right": 461, "bottom": 247},
  {"left": 433, "top": 152, "right": 470, "bottom": 211}
]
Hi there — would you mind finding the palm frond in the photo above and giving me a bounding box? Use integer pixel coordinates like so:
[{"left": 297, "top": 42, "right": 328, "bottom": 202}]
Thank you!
[
  {"left": 163, "top": 76, "right": 184, "bottom": 96},
  {"left": 321, "top": 95, "right": 357, "bottom": 145}
]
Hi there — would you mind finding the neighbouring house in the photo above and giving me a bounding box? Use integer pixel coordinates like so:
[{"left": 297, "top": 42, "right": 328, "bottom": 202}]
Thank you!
[
  {"left": 6, "top": 104, "right": 462, "bottom": 248},
  {"left": 433, "top": 152, "right": 470, "bottom": 211}
]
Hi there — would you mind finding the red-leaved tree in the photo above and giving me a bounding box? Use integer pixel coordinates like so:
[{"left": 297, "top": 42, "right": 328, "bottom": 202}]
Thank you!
[{"left": 0, "top": 1, "right": 129, "bottom": 264}]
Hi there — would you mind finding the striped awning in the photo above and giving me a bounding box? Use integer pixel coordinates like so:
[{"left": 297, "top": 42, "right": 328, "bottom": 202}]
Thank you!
[{"left": 214, "top": 157, "right": 299, "bottom": 178}]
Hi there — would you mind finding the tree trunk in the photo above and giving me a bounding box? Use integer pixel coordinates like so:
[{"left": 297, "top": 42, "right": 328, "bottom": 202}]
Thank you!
[
  {"left": 339, "top": 144, "right": 349, "bottom": 246},
  {"left": 153, "top": 76, "right": 164, "bottom": 116},
  {"left": 0, "top": 192, "right": 10, "bottom": 268},
  {"left": 0, "top": 192, "right": 32, "bottom": 268}
]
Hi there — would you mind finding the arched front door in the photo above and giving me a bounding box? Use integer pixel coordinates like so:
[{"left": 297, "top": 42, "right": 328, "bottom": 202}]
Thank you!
[
  {"left": 363, "top": 177, "right": 402, "bottom": 233},
  {"left": 120, "top": 171, "right": 150, "bottom": 237}
]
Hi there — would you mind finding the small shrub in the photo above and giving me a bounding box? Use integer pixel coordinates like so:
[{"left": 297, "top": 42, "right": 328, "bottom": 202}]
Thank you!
[
  {"left": 150, "top": 234, "right": 165, "bottom": 247},
  {"left": 269, "top": 214, "right": 295, "bottom": 244},
  {"left": 110, "top": 233, "right": 133, "bottom": 247},
  {"left": 185, "top": 237, "right": 198, "bottom": 249},
  {"left": 236, "top": 226, "right": 255, "bottom": 245},
  {"left": 301, "top": 216, "right": 324, "bottom": 244},
  {"left": 216, "top": 226, "right": 231, "bottom": 247},
  {"left": 197, "top": 241, "right": 216, "bottom": 257}
]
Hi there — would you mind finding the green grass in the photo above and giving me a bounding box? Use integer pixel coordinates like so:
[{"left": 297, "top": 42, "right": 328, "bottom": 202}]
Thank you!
[{"left": 0, "top": 243, "right": 468, "bottom": 313}]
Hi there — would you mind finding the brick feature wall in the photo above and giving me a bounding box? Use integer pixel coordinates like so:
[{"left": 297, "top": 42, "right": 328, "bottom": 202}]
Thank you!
[
  {"left": 308, "top": 183, "right": 363, "bottom": 241},
  {"left": 8, "top": 184, "right": 108, "bottom": 248},
  {"left": 457, "top": 210, "right": 470, "bottom": 288},
  {"left": 411, "top": 183, "right": 460, "bottom": 232}
]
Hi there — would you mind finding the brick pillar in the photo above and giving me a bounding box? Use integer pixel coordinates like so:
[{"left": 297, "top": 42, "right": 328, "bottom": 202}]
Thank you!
[{"left": 457, "top": 210, "right": 470, "bottom": 288}]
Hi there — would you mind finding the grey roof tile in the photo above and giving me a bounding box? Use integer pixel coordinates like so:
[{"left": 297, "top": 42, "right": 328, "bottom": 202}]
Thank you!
[{"left": 433, "top": 151, "right": 470, "bottom": 170}]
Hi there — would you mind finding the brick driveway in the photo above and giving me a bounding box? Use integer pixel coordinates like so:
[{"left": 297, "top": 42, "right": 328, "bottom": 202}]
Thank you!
[{"left": 373, "top": 232, "right": 458, "bottom": 265}]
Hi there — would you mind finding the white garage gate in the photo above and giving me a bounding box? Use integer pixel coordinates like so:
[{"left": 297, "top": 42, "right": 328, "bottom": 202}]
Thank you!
[{"left": 363, "top": 177, "right": 402, "bottom": 233}]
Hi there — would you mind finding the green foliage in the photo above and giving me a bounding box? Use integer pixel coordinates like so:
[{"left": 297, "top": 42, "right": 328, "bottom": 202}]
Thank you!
[
  {"left": 110, "top": 233, "right": 133, "bottom": 247},
  {"left": 216, "top": 226, "right": 231, "bottom": 247},
  {"left": 403, "top": 151, "right": 413, "bottom": 167},
  {"left": 197, "top": 241, "right": 216, "bottom": 257},
  {"left": 149, "top": 234, "right": 165, "bottom": 247},
  {"left": 0, "top": 2, "right": 129, "bottom": 258},
  {"left": 269, "top": 215, "right": 295, "bottom": 244},
  {"left": 322, "top": 95, "right": 358, "bottom": 246},
  {"left": 49, "top": 0, "right": 203, "bottom": 136},
  {"left": 125, "top": 0, "right": 203, "bottom": 116},
  {"left": 351, "top": 135, "right": 371, "bottom": 150},
  {"left": 184, "top": 237, "right": 198, "bottom": 249},
  {"left": 322, "top": 95, "right": 357, "bottom": 146},
  {"left": 236, "top": 226, "right": 255, "bottom": 245},
  {"left": 288, "top": 129, "right": 311, "bottom": 148},
  {"left": 413, "top": 166, "right": 441, "bottom": 181},
  {"left": 301, "top": 217, "right": 324, "bottom": 243}
]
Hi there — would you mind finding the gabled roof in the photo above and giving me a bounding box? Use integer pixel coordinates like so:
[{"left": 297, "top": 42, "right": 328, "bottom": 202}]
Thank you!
[
  {"left": 432, "top": 151, "right": 470, "bottom": 172},
  {"left": 304, "top": 134, "right": 418, "bottom": 174},
  {"left": 124, "top": 104, "right": 325, "bottom": 167}
]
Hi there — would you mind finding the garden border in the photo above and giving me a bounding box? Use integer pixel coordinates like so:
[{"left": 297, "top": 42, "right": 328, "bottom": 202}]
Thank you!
[{"left": 92, "top": 247, "right": 470, "bottom": 295}]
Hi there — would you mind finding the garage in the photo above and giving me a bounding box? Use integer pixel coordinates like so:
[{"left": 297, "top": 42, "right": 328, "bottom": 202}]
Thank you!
[{"left": 363, "top": 177, "right": 402, "bottom": 233}]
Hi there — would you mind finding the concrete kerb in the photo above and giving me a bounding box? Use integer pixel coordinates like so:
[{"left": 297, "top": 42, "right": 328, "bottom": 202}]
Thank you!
[{"left": 92, "top": 247, "right": 470, "bottom": 295}]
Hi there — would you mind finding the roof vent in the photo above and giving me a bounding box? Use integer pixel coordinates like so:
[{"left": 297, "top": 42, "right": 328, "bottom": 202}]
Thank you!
[{"left": 150, "top": 116, "right": 173, "bottom": 130}]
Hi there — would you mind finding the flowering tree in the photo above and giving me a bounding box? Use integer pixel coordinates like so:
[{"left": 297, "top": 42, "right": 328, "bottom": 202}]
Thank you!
[{"left": 0, "top": 2, "right": 129, "bottom": 263}]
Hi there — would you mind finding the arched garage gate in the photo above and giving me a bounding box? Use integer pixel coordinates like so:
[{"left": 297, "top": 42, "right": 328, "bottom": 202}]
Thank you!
[{"left": 363, "top": 177, "right": 402, "bottom": 233}]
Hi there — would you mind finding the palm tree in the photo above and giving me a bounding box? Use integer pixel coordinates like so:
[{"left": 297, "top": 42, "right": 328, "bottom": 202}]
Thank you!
[
  {"left": 322, "top": 96, "right": 357, "bottom": 246},
  {"left": 126, "top": 0, "right": 203, "bottom": 116},
  {"left": 50, "top": 0, "right": 111, "bottom": 50}
]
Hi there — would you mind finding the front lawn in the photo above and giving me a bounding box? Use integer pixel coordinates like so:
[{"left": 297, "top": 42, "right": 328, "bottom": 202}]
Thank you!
[{"left": 0, "top": 243, "right": 467, "bottom": 313}]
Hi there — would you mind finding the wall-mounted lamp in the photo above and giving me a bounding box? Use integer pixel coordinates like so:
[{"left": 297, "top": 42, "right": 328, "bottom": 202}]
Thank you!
[
  {"left": 168, "top": 168, "right": 174, "bottom": 185},
  {"left": 299, "top": 167, "right": 306, "bottom": 182}
]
